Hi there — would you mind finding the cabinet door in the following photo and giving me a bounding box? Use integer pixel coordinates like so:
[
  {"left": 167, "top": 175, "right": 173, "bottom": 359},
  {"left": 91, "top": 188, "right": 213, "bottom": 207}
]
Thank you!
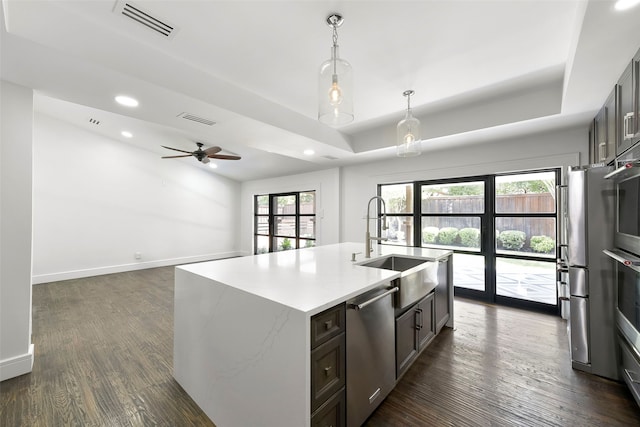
[
  {"left": 617, "top": 61, "right": 636, "bottom": 156},
  {"left": 311, "top": 303, "right": 345, "bottom": 349},
  {"left": 435, "top": 259, "right": 450, "bottom": 334},
  {"left": 633, "top": 49, "right": 640, "bottom": 143},
  {"left": 311, "top": 387, "right": 346, "bottom": 427},
  {"left": 594, "top": 89, "right": 616, "bottom": 165},
  {"left": 311, "top": 334, "right": 346, "bottom": 413},
  {"left": 417, "top": 293, "right": 435, "bottom": 349},
  {"left": 395, "top": 306, "right": 419, "bottom": 378}
]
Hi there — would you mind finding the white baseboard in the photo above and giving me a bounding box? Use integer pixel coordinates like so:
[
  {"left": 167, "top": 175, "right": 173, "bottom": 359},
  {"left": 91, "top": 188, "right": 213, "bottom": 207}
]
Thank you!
[
  {"left": 0, "top": 344, "right": 34, "bottom": 381},
  {"left": 31, "top": 252, "right": 243, "bottom": 285}
]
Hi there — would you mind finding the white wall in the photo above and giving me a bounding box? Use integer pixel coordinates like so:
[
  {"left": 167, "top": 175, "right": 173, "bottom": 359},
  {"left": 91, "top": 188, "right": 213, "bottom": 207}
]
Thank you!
[
  {"left": 239, "top": 168, "right": 341, "bottom": 255},
  {"left": 32, "top": 113, "right": 241, "bottom": 283},
  {"left": 1, "top": 80, "right": 34, "bottom": 381},
  {"left": 340, "top": 126, "right": 587, "bottom": 244}
]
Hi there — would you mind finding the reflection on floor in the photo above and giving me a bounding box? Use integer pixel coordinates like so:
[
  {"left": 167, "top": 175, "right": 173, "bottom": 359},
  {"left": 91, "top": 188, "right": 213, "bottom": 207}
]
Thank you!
[{"left": 453, "top": 264, "right": 557, "bottom": 305}]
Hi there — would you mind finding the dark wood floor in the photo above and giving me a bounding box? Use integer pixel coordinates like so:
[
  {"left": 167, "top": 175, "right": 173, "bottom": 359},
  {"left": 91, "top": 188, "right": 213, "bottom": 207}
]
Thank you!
[{"left": 1, "top": 267, "right": 639, "bottom": 426}]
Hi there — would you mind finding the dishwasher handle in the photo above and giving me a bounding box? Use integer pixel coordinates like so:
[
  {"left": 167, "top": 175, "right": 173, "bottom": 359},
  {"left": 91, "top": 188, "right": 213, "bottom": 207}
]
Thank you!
[{"left": 349, "top": 287, "right": 399, "bottom": 311}]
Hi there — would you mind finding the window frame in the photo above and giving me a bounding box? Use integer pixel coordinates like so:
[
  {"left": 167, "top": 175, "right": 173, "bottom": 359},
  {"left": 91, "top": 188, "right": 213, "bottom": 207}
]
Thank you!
[
  {"left": 377, "top": 168, "right": 561, "bottom": 314},
  {"left": 254, "top": 191, "right": 316, "bottom": 254}
]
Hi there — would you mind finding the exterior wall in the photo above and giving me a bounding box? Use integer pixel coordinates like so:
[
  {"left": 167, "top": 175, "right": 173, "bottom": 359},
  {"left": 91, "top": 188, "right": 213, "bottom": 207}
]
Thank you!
[
  {"left": 240, "top": 168, "right": 341, "bottom": 255},
  {"left": 340, "top": 126, "right": 587, "bottom": 245}
]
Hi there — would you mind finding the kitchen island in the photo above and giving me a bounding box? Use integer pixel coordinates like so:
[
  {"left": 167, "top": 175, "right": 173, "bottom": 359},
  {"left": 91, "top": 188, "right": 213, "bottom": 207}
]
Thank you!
[{"left": 174, "top": 242, "right": 452, "bottom": 427}]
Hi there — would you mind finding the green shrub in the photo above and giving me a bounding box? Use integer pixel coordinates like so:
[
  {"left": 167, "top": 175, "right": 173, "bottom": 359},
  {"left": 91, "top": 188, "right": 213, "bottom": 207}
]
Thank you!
[
  {"left": 530, "top": 235, "right": 555, "bottom": 253},
  {"left": 422, "top": 226, "right": 439, "bottom": 244},
  {"left": 437, "top": 227, "right": 459, "bottom": 245},
  {"left": 280, "top": 238, "right": 292, "bottom": 250},
  {"left": 459, "top": 228, "right": 480, "bottom": 247},
  {"left": 498, "top": 230, "right": 526, "bottom": 250}
]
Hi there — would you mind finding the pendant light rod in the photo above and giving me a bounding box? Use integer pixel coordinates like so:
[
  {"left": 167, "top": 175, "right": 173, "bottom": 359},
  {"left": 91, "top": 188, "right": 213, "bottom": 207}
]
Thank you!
[
  {"left": 403, "top": 90, "right": 415, "bottom": 110},
  {"left": 328, "top": 14, "right": 342, "bottom": 76}
]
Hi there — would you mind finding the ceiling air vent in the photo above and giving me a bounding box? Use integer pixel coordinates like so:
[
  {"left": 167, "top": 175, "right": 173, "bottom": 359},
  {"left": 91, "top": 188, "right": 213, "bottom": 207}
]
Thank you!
[
  {"left": 322, "top": 155, "right": 339, "bottom": 160},
  {"left": 89, "top": 118, "right": 100, "bottom": 125},
  {"left": 114, "top": 1, "right": 177, "bottom": 39},
  {"left": 177, "top": 112, "right": 216, "bottom": 127}
]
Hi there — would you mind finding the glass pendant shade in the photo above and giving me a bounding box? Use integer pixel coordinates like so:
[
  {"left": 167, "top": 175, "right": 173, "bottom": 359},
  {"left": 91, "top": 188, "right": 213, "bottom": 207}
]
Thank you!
[
  {"left": 397, "top": 110, "right": 421, "bottom": 157},
  {"left": 396, "top": 90, "right": 421, "bottom": 157},
  {"left": 318, "top": 46, "right": 354, "bottom": 126}
]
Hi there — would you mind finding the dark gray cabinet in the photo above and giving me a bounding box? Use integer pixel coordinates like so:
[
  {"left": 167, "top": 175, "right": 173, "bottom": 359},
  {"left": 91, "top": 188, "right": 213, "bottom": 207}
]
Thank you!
[
  {"left": 594, "top": 89, "right": 617, "bottom": 165},
  {"left": 435, "top": 257, "right": 451, "bottom": 334},
  {"left": 395, "top": 292, "right": 434, "bottom": 378},
  {"left": 310, "top": 304, "right": 346, "bottom": 425},
  {"left": 617, "top": 50, "right": 640, "bottom": 156},
  {"left": 311, "top": 387, "right": 346, "bottom": 427}
]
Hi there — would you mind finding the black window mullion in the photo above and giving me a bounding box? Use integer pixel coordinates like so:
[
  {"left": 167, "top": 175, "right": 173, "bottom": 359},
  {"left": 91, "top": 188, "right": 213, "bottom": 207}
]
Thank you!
[
  {"left": 485, "top": 175, "right": 496, "bottom": 300},
  {"left": 413, "top": 181, "right": 421, "bottom": 247}
]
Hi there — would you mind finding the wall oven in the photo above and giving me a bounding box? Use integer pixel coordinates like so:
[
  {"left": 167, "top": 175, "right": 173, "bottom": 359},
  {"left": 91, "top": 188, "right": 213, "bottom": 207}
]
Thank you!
[
  {"left": 604, "top": 249, "right": 640, "bottom": 405},
  {"left": 607, "top": 157, "right": 640, "bottom": 256},
  {"left": 604, "top": 145, "right": 640, "bottom": 406}
]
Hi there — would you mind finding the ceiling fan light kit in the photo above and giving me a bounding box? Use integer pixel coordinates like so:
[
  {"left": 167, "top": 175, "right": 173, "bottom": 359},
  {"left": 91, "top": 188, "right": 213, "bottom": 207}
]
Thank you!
[
  {"left": 318, "top": 13, "right": 354, "bottom": 126},
  {"left": 396, "top": 90, "right": 422, "bottom": 157},
  {"left": 161, "top": 142, "right": 241, "bottom": 165}
]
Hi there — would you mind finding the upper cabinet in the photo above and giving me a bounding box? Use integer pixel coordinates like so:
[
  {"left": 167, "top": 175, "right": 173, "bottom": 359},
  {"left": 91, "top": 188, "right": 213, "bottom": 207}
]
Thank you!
[
  {"left": 594, "top": 88, "right": 617, "bottom": 164},
  {"left": 617, "top": 49, "right": 640, "bottom": 157}
]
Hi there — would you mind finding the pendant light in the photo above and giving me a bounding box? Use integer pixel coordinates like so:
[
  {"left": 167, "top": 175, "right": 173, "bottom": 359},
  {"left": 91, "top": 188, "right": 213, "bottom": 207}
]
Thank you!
[
  {"left": 318, "top": 13, "right": 354, "bottom": 126},
  {"left": 396, "top": 90, "right": 421, "bottom": 157}
]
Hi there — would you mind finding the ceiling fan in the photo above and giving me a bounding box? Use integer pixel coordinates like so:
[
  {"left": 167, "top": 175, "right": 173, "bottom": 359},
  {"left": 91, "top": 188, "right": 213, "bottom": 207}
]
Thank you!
[{"left": 161, "top": 142, "right": 241, "bottom": 164}]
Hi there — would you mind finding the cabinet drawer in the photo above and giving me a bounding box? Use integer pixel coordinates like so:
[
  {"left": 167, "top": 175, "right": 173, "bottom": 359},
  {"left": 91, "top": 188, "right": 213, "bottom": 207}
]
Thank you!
[
  {"left": 311, "top": 387, "right": 345, "bottom": 427},
  {"left": 311, "top": 333, "right": 346, "bottom": 413},
  {"left": 311, "top": 303, "right": 345, "bottom": 349},
  {"left": 620, "top": 336, "right": 640, "bottom": 407}
]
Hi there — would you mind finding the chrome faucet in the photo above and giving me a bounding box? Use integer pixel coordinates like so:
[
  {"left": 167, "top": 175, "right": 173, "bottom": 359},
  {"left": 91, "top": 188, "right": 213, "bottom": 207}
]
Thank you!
[{"left": 365, "top": 196, "right": 388, "bottom": 258}]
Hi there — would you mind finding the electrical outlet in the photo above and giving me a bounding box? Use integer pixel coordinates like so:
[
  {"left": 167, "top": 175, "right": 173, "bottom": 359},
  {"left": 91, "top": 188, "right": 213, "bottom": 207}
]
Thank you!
[{"left": 135, "top": 252, "right": 142, "bottom": 260}]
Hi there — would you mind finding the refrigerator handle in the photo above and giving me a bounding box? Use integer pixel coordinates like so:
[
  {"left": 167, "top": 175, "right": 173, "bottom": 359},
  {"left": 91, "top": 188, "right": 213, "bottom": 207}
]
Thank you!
[{"left": 556, "top": 184, "right": 568, "bottom": 248}]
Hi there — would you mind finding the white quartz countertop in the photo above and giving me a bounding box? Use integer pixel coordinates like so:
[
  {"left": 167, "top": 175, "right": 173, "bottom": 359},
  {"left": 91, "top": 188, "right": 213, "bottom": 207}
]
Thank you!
[{"left": 177, "top": 242, "right": 452, "bottom": 316}]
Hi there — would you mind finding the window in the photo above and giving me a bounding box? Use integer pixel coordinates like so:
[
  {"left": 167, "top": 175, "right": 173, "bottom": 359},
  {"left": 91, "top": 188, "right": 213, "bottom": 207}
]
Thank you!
[
  {"left": 380, "top": 183, "right": 414, "bottom": 246},
  {"left": 254, "top": 191, "right": 316, "bottom": 254},
  {"left": 378, "top": 168, "right": 561, "bottom": 313}
]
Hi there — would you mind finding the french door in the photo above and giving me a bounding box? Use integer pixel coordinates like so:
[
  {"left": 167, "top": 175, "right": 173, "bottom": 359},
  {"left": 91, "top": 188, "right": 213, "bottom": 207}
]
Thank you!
[{"left": 380, "top": 169, "right": 560, "bottom": 313}]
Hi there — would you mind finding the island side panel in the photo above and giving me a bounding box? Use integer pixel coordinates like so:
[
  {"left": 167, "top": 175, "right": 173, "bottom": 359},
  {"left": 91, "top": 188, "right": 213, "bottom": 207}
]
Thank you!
[
  {"left": 174, "top": 268, "right": 310, "bottom": 427},
  {"left": 446, "top": 254, "right": 454, "bottom": 328}
]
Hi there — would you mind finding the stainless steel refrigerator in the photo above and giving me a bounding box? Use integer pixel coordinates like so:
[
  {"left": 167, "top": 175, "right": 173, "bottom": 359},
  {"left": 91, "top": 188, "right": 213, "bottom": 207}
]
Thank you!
[{"left": 566, "top": 164, "right": 618, "bottom": 380}]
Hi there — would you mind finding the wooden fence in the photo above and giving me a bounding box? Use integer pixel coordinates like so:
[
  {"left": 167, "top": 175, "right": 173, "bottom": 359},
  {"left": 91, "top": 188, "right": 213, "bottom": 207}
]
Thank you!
[{"left": 421, "top": 194, "right": 555, "bottom": 239}]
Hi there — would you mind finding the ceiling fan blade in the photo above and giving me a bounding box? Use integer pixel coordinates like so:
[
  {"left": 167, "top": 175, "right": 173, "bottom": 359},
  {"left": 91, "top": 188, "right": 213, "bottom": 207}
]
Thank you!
[
  {"left": 209, "top": 154, "right": 241, "bottom": 160},
  {"left": 161, "top": 145, "right": 193, "bottom": 154},
  {"left": 203, "top": 146, "right": 222, "bottom": 155},
  {"left": 161, "top": 155, "right": 192, "bottom": 158}
]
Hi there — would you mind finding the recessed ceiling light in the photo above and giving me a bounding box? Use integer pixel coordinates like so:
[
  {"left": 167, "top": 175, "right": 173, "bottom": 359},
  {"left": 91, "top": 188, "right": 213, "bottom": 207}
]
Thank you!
[
  {"left": 115, "top": 95, "right": 139, "bottom": 107},
  {"left": 615, "top": 0, "right": 640, "bottom": 10},
  {"left": 121, "top": 131, "right": 133, "bottom": 138},
  {"left": 304, "top": 149, "right": 315, "bottom": 155},
  {"left": 208, "top": 163, "right": 218, "bottom": 169}
]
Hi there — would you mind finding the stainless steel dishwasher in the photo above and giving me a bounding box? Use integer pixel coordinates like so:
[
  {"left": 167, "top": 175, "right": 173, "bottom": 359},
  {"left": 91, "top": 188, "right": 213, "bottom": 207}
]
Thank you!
[{"left": 346, "top": 284, "right": 398, "bottom": 427}]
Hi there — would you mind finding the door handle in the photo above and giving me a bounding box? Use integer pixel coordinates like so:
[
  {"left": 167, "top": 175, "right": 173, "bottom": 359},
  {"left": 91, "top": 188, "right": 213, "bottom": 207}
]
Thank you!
[
  {"left": 603, "top": 249, "right": 640, "bottom": 267},
  {"left": 350, "top": 287, "right": 399, "bottom": 311},
  {"left": 625, "top": 368, "right": 640, "bottom": 384},
  {"left": 598, "top": 142, "right": 607, "bottom": 161},
  {"left": 415, "top": 308, "right": 423, "bottom": 330},
  {"left": 624, "top": 112, "right": 635, "bottom": 140}
]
